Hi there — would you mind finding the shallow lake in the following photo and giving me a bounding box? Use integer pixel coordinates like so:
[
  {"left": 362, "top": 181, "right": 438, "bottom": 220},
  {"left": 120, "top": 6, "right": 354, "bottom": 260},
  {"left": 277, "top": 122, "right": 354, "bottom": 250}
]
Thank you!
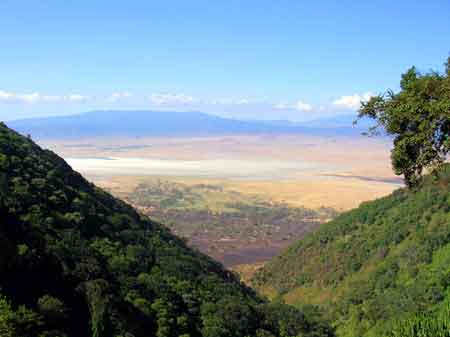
[{"left": 65, "top": 157, "right": 324, "bottom": 180}]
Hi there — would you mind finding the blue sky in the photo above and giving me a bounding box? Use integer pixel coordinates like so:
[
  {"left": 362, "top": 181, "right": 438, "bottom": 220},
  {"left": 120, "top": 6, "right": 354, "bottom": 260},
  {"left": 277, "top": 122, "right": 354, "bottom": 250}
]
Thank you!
[{"left": 1, "top": 0, "right": 449, "bottom": 121}]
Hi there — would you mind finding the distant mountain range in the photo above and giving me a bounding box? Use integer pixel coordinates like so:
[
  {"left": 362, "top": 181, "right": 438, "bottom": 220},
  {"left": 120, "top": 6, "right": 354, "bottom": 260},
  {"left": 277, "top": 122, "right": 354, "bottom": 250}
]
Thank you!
[{"left": 7, "top": 110, "right": 369, "bottom": 139}]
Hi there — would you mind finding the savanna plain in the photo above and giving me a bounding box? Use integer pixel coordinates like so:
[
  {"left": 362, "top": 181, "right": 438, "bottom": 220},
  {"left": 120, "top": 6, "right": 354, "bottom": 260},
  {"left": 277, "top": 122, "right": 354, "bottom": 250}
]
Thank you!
[{"left": 39, "top": 133, "right": 400, "bottom": 268}]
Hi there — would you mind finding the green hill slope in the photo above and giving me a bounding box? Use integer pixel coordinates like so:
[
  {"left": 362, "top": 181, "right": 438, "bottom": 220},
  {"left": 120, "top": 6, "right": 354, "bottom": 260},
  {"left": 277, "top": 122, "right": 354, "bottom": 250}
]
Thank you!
[
  {"left": 253, "top": 166, "right": 450, "bottom": 337},
  {"left": 0, "top": 122, "right": 333, "bottom": 337}
]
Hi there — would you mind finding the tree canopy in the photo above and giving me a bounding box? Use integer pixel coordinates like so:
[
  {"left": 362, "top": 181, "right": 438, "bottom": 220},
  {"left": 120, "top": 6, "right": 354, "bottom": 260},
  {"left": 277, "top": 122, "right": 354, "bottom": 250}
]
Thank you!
[
  {"left": 358, "top": 57, "right": 450, "bottom": 187},
  {"left": 253, "top": 163, "right": 450, "bottom": 337},
  {"left": 0, "top": 123, "right": 334, "bottom": 337}
]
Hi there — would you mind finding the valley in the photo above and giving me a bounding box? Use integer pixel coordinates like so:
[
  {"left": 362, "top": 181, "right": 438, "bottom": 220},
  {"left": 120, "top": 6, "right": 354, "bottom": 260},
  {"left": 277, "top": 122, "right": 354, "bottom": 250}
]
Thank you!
[
  {"left": 98, "top": 177, "right": 336, "bottom": 266},
  {"left": 2, "top": 3, "right": 448, "bottom": 336},
  {"left": 36, "top": 133, "right": 401, "bottom": 266}
]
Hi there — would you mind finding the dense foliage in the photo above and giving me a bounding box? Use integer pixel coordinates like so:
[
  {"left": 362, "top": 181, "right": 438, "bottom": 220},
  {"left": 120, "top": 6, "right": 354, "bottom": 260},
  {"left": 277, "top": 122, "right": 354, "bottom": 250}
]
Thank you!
[
  {"left": 387, "top": 299, "right": 450, "bottom": 337},
  {"left": 358, "top": 57, "right": 450, "bottom": 187},
  {"left": 253, "top": 164, "right": 450, "bottom": 337},
  {"left": 0, "top": 123, "right": 333, "bottom": 337}
]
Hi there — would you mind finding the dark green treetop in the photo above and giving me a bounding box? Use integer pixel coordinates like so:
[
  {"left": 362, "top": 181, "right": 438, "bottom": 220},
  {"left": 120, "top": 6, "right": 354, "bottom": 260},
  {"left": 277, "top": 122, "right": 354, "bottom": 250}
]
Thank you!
[{"left": 358, "top": 57, "right": 450, "bottom": 187}]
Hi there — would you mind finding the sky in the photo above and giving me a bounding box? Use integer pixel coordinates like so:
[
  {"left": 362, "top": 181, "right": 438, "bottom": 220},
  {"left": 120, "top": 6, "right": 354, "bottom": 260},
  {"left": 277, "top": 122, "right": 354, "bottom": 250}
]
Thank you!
[{"left": 0, "top": 0, "right": 449, "bottom": 121}]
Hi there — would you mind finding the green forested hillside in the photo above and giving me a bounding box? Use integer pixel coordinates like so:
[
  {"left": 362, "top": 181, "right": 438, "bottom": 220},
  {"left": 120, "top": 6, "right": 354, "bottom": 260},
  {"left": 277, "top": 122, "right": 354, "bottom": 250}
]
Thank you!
[
  {"left": 0, "top": 122, "right": 333, "bottom": 337},
  {"left": 253, "top": 166, "right": 450, "bottom": 337}
]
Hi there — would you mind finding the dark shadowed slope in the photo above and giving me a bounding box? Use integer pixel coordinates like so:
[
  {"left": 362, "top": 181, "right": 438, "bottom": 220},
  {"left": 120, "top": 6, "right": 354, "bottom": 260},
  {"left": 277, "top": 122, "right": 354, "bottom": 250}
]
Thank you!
[
  {"left": 253, "top": 165, "right": 450, "bottom": 337},
  {"left": 0, "top": 122, "right": 333, "bottom": 337},
  {"left": 8, "top": 110, "right": 362, "bottom": 139}
]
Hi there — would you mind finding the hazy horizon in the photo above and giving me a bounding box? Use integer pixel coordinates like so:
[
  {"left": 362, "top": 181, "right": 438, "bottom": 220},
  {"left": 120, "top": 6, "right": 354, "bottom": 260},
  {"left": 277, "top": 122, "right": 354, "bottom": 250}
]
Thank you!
[{"left": 1, "top": 1, "right": 449, "bottom": 121}]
